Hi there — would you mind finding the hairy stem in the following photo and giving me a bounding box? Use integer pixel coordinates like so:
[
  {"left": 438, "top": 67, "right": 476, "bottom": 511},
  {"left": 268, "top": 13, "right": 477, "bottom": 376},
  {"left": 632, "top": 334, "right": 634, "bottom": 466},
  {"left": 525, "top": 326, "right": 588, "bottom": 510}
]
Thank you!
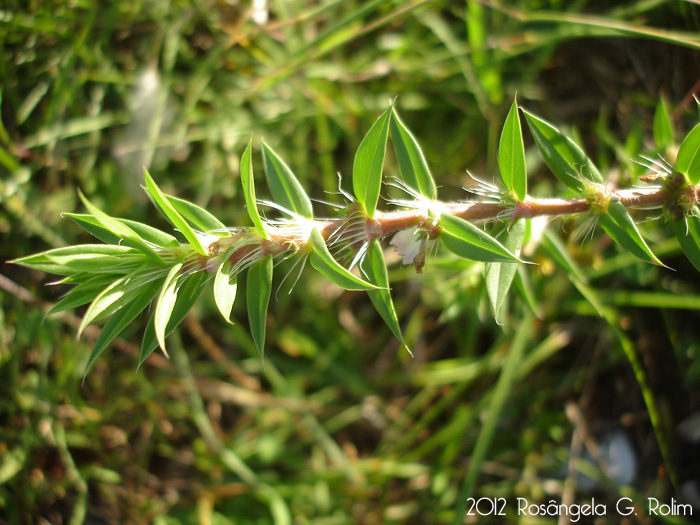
[{"left": 212, "top": 184, "right": 690, "bottom": 267}]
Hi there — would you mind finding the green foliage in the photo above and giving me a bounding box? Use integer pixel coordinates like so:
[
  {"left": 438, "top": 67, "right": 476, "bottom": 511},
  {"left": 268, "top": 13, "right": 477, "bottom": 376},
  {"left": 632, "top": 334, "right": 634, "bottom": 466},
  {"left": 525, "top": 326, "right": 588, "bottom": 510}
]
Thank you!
[
  {"left": 262, "top": 142, "right": 314, "bottom": 219},
  {"left": 144, "top": 170, "right": 207, "bottom": 255},
  {"left": 308, "top": 228, "right": 378, "bottom": 291},
  {"left": 353, "top": 106, "right": 392, "bottom": 217},
  {"left": 247, "top": 256, "right": 274, "bottom": 359},
  {"left": 677, "top": 123, "right": 700, "bottom": 184},
  {"left": 240, "top": 138, "right": 268, "bottom": 239},
  {"left": 498, "top": 99, "right": 527, "bottom": 201},
  {"left": 439, "top": 213, "right": 521, "bottom": 263},
  {"left": 390, "top": 106, "right": 437, "bottom": 200},
  {"left": 5, "top": 1, "right": 700, "bottom": 523}
]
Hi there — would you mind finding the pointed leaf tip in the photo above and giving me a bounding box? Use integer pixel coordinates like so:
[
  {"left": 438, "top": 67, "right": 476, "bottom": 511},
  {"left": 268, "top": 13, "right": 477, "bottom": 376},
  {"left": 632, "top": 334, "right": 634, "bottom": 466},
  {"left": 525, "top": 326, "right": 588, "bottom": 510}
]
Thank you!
[
  {"left": 353, "top": 106, "right": 392, "bottom": 218},
  {"left": 498, "top": 98, "right": 527, "bottom": 201},
  {"left": 308, "top": 229, "right": 380, "bottom": 291}
]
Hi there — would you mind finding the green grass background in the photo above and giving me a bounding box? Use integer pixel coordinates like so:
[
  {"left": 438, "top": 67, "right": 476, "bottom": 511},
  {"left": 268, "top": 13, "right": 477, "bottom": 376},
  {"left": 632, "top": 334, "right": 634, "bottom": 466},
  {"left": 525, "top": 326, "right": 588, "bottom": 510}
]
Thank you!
[{"left": 2, "top": 1, "right": 700, "bottom": 523}]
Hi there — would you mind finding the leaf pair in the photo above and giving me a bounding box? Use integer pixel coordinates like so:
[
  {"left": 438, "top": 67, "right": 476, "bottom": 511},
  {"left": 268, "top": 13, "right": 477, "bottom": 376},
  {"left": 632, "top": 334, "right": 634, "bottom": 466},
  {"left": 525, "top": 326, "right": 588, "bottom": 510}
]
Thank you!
[
  {"left": 211, "top": 247, "right": 273, "bottom": 360},
  {"left": 353, "top": 104, "right": 439, "bottom": 216},
  {"left": 523, "top": 108, "right": 663, "bottom": 266}
]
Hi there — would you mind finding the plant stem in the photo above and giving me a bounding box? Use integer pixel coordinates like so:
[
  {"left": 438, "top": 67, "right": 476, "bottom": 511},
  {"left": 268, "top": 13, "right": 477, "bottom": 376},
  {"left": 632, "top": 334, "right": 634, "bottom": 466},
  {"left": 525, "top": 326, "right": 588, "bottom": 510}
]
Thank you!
[{"left": 214, "top": 184, "right": 687, "bottom": 266}]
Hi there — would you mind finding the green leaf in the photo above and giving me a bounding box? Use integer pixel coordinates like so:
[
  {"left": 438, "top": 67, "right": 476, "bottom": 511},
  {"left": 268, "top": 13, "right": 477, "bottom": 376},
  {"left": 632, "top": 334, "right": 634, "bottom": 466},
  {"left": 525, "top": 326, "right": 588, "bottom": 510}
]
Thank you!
[
  {"left": 599, "top": 201, "right": 664, "bottom": 266},
  {"left": 262, "top": 142, "right": 313, "bottom": 219},
  {"left": 676, "top": 122, "right": 700, "bottom": 185},
  {"left": 45, "top": 253, "right": 145, "bottom": 275},
  {"left": 247, "top": 255, "right": 273, "bottom": 359},
  {"left": 353, "top": 106, "right": 392, "bottom": 218},
  {"left": 213, "top": 250, "right": 237, "bottom": 324},
  {"left": 485, "top": 219, "right": 525, "bottom": 322},
  {"left": 361, "top": 241, "right": 410, "bottom": 354},
  {"left": 439, "top": 213, "right": 521, "bottom": 263},
  {"left": 78, "top": 270, "right": 143, "bottom": 339},
  {"left": 154, "top": 262, "right": 184, "bottom": 356},
  {"left": 675, "top": 215, "right": 700, "bottom": 273},
  {"left": 308, "top": 228, "right": 379, "bottom": 291},
  {"left": 139, "top": 272, "right": 208, "bottom": 366},
  {"left": 241, "top": 138, "right": 268, "bottom": 238},
  {"left": 653, "top": 97, "right": 673, "bottom": 149},
  {"left": 78, "top": 191, "right": 165, "bottom": 264},
  {"left": 498, "top": 98, "right": 527, "bottom": 201},
  {"left": 522, "top": 108, "right": 602, "bottom": 192},
  {"left": 166, "top": 195, "right": 230, "bottom": 237},
  {"left": 11, "top": 245, "right": 138, "bottom": 275},
  {"left": 65, "top": 213, "right": 180, "bottom": 248},
  {"left": 390, "top": 106, "right": 436, "bottom": 200},
  {"left": 143, "top": 169, "right": 207, "bottom": 255},
  {"left": 47, "top": 274, "right": 118, "bottom": 316},
  {"left": 84, "top": 277, "right": 164, "bottom": 376}
]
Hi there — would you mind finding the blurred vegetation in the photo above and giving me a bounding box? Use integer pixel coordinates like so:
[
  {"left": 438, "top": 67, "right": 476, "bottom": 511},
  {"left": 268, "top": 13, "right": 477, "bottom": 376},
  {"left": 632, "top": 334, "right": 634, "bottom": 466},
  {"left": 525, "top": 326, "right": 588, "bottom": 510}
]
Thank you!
[{"left": 2, "top": 0, "right": 700, "bottom": 523}]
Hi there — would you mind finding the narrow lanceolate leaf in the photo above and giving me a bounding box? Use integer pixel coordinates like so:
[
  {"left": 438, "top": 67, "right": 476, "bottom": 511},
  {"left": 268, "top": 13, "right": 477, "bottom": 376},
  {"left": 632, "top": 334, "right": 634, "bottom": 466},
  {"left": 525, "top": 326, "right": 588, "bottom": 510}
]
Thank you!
[
  {"left": 391, "top": 106, "right": 436, "bottom": 200},
  {"left": 522, "top": 108, "right": 603, "bottom": 193},
  {"left": 241, "top": 138, "right": 268, "bottom": 238},
  {"left": 675, "top": 215, "right": 700, "bottom": 273},
  {"left": 247, "top": 255, "right": 273, "bottom": 359},
  {"left": 48, "top": 273, "right": 118, "bottom": 316},
  {"left": 139, "top": 272, "right": 208, "bottom": 366},
  {"left": 440, "top": 213, "right": 521, "bottom": 263},
  {"left": 78, "top": 191, "right": 164, "bottom": 264},
  {"left": 361, "top": 241, "right": 410, "bottom": 354},
  {"left": 599, "top": 201, "right": 664, "bottom": 266},
  {"left": 11, "top": 245, "right": 137, "bottom": 275},
  {"left": 308, "top": 228, "right": 379, "bottom": 291},
  {"left": 262, "top": 142, "right": 313, "bottom": 219},
  {"left": 84, "top": 277, "right": 164, "bottom": 376},
  {"left": 214, "top": 250, "right": 237, "bottom": 324},
  {"left": 154, "top": 262, "right": 184, "bottom": 356},
  {"left": 498, "top": 99, "right": 527, "bottom": 201},
  {"left": 143, "top": 169, "right": 207, "bottom": 255},
  {"left": 166, "top": 195, "right": 230, "bottom": 237},
  {"left": 77, "top": 271, "right": 140, "bottom": 339},
  {"left": 676, "top": 123, "right": 700, "bottom": 185},
  {"left": 485, "top": 219, "right": 525, "bottom": 321},
  {"left": 65, "top": 213, "right": 180, "bottom": 248},
  {"left": 653, "top": 98, "right": 673, "bottom": 150},
  {"left": 353, "top": 106, "right": 392, "bottom": 217}
]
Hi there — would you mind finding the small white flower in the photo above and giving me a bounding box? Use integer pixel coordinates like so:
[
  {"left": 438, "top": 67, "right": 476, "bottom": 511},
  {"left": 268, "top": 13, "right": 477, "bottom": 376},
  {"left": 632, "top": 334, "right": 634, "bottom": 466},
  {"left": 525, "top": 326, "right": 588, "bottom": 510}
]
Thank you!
[{"left": 391, "top": 228, "right": 422, "bottom": 265}]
